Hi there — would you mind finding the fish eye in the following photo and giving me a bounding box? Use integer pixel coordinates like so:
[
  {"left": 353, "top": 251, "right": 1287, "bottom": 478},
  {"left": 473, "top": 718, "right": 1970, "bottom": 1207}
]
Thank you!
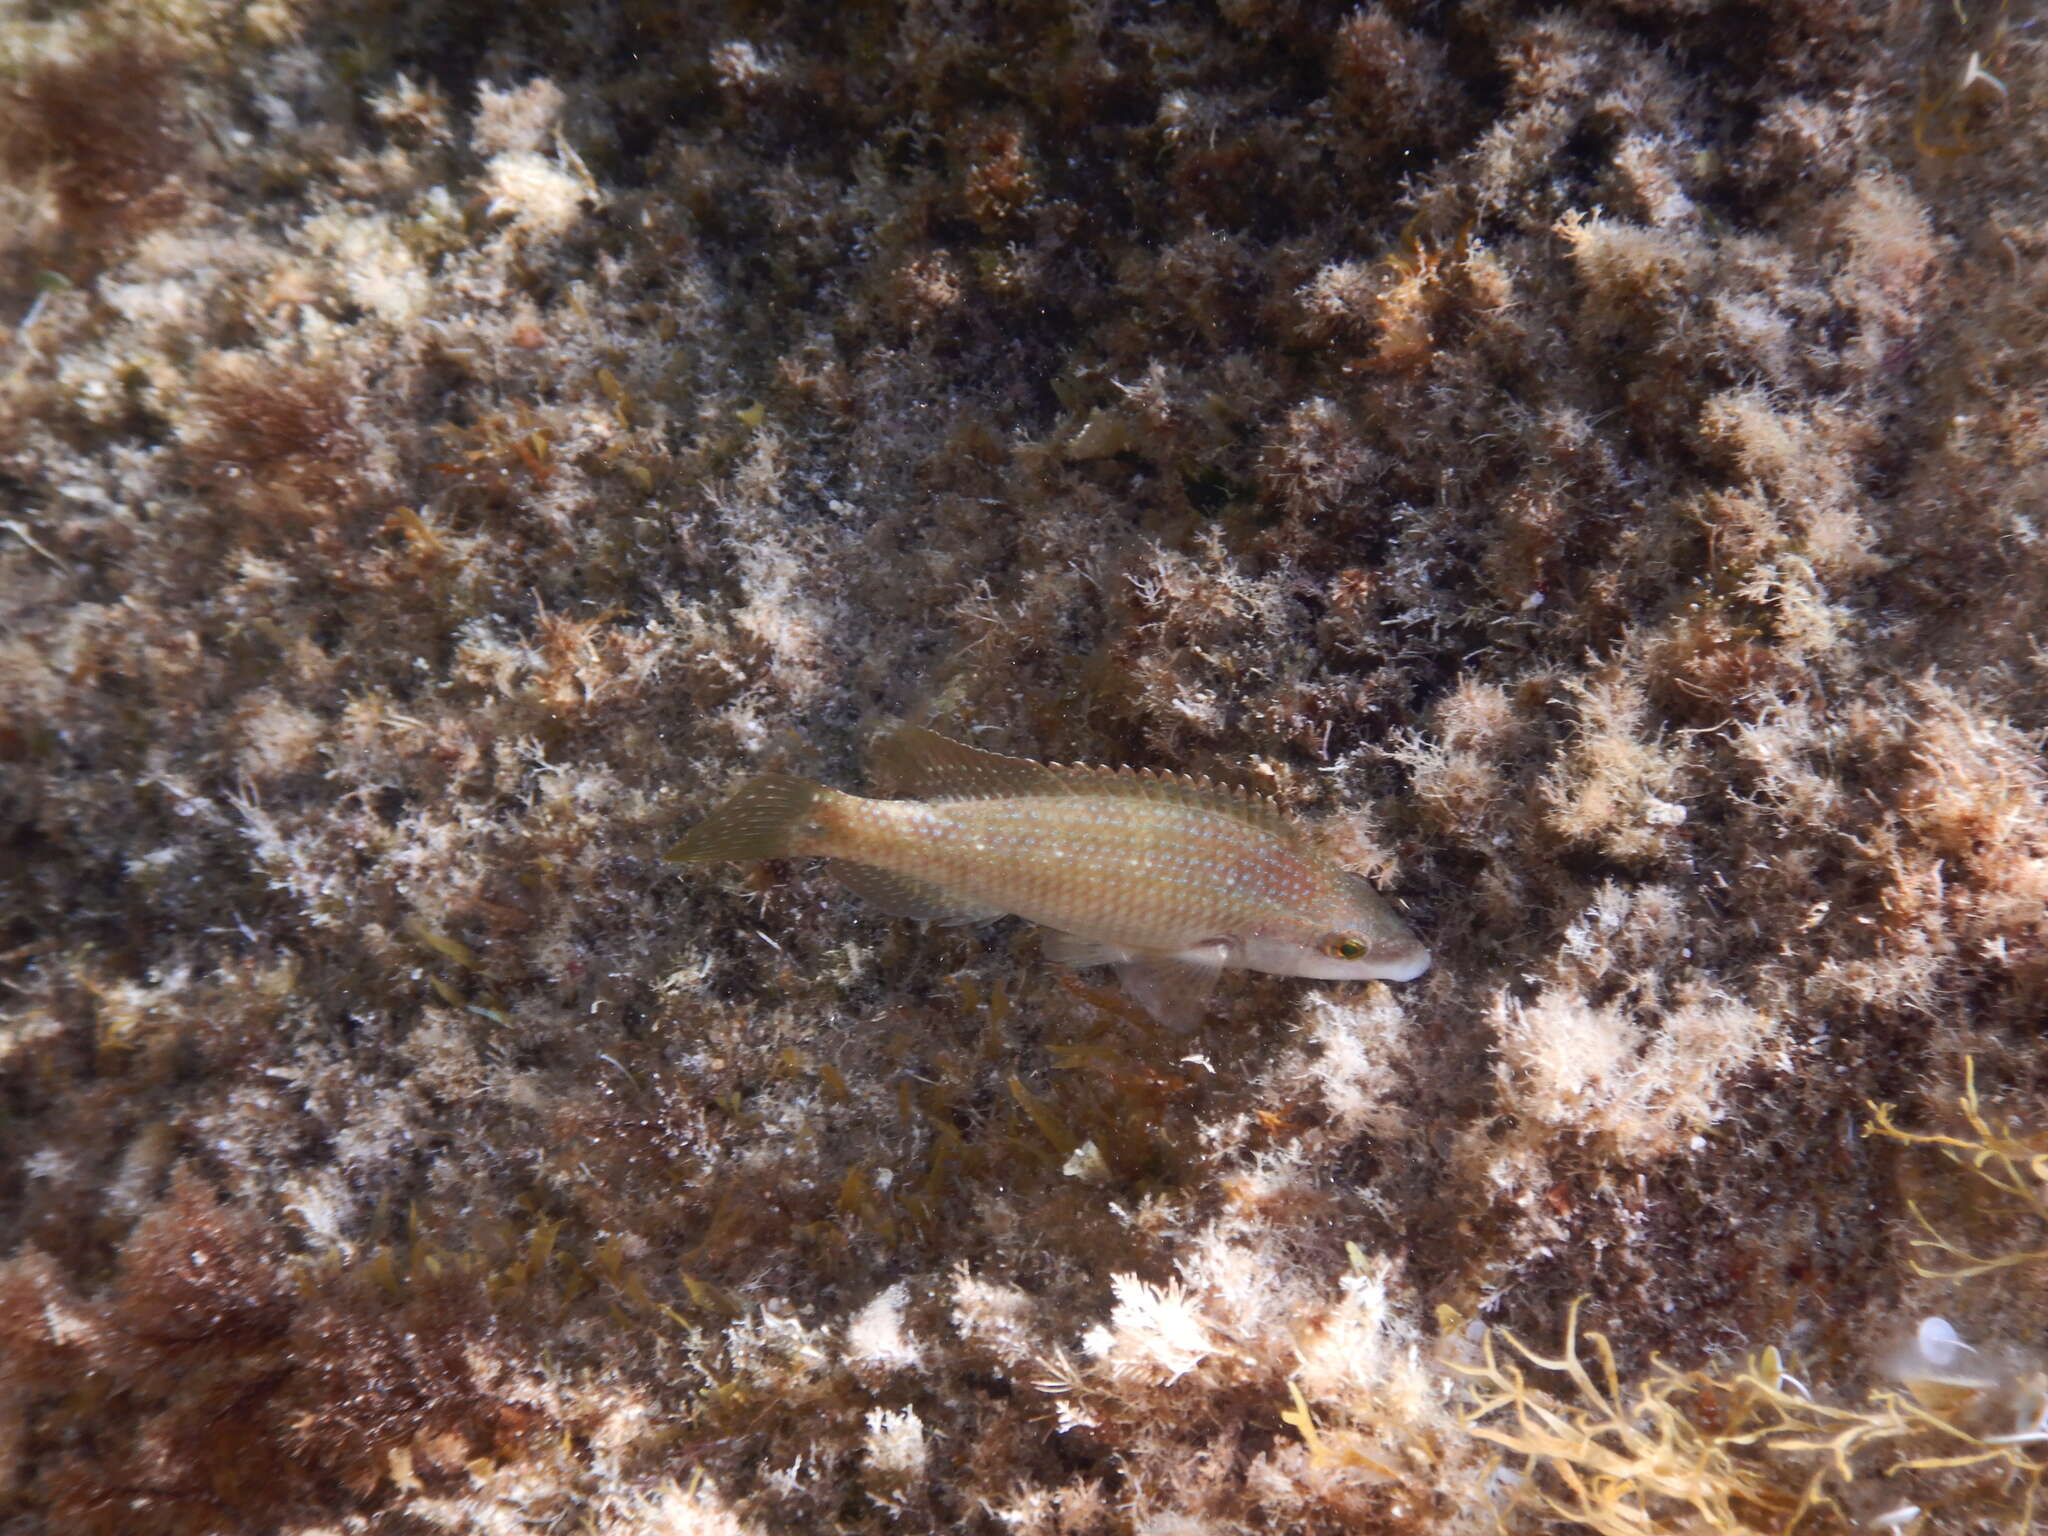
[{"left": 1322, "top": 934, "right": 1368, "bottom": 961}]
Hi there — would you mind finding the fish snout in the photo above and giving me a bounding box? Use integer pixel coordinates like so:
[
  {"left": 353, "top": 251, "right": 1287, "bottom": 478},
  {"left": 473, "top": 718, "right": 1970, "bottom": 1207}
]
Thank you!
[{"left": 1368, "top": 936, "right": 1432, "bottom": 982}]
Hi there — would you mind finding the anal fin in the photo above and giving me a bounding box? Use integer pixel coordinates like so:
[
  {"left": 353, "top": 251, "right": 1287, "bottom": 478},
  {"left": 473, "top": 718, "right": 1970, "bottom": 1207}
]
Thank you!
[
  {"left": 824, "top": 860, "right": 1005, "bottom": 925},
  {"left": 1041, "top": 931, "right": 1130, "bottom": 969}
]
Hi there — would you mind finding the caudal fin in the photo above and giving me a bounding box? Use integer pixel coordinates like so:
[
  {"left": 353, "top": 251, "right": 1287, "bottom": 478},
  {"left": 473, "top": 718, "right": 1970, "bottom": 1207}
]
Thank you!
[{"left": 666, "top": 774, "right": 824, "bottom": 863}]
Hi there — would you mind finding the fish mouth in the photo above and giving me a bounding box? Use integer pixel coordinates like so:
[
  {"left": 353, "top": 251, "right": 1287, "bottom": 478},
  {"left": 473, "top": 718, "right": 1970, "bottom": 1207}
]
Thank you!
[{"left": 1371, "top": 941, "right": 1432, "bottom": 982}]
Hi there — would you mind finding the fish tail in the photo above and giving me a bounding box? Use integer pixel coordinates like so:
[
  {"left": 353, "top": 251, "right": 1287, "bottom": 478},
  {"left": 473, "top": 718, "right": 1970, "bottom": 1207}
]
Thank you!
[{"left": 666, "top": 774, "right": 830, "bottom": 863}]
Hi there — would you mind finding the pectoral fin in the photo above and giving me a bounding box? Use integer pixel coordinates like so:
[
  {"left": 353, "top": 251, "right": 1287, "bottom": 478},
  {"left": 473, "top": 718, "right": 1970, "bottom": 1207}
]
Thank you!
[
  {"left": 1113, "top": 947, "right": 1228, "bottom": 1033},
  {"left": 1040, "top": 932, "right": 1229, "bottom": 1029}
]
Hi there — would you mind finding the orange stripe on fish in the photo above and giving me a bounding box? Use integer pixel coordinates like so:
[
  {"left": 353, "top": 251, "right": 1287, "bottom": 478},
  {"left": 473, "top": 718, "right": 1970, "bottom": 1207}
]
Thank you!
[{"left": 667, "top": 726, "right": 1429, "bottom": 1029}]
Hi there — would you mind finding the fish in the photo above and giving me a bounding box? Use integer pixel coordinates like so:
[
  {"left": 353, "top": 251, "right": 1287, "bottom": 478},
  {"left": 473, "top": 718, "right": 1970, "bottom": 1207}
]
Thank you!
[{"left": 666, "top": 726, "right": 1429, "bottom": 1029}]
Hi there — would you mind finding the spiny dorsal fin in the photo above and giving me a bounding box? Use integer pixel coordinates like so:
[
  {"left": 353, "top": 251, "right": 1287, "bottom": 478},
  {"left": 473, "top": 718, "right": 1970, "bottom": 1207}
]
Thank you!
[
  {"left": 1052, "top": 761, "right": 1297, "bottom": 840},
  {"left": 869, "top": 726, "right": 1296, "bottom": 841}
]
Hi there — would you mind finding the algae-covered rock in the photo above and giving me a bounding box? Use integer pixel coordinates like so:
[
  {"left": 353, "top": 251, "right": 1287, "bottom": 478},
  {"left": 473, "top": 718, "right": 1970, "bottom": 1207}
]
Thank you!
[{"left": 3, "top": 0, "right": 2046, "bottom": 1529}]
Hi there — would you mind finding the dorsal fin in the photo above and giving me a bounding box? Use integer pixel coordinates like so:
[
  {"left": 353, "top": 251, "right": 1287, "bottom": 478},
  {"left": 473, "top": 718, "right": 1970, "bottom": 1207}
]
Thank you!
[
  {"left": 1056, "top": 762, "right": 1298, "bottom": 841},
  {"left": 866, "top": 725, "right": 1065, "bottom": 800},
  {"left": 867, "top": 726, "right": 1299, "bottom": 842}
]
